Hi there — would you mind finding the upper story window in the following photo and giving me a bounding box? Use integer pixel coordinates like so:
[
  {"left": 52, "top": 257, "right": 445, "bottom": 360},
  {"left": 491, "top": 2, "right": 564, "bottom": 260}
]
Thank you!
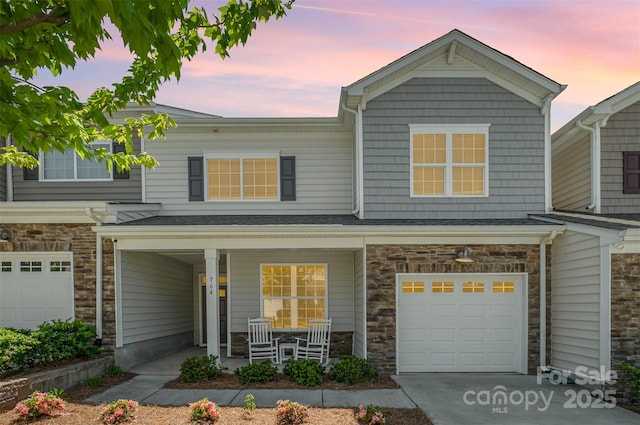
[
  {"left": 410, "top": 124, "right": 490, "bottom": 197},
  {"left": 623, "top": 151, "right": 640, "bottom": 194},
  {"left": 41, "top": 142, "right": 112, "bottom": 181},
  {"left": 206, "top": 155, "right": 278, "bottom": 200}
]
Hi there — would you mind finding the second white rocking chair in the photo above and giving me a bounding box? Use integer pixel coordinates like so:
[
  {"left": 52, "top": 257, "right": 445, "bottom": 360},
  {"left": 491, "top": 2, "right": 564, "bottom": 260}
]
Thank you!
[{"left": 295, "top": 318, "right": 331, "bottom": 365}]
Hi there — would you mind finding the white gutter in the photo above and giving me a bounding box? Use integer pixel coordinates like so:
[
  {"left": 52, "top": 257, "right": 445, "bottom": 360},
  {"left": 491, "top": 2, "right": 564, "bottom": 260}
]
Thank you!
[
  {"left": 342, "top": 102, "right": 362, "bottom": 217},
  {"left": 140, "top": 135, "right": 146, "bottom": 203},
  {"left": 539, "top": 230, "right": 557, "bottom": 370},
  {"left": 86, "top": 208, "right": 104, "bottom": 341},
  {"left": 576, "top": 119, "right": 601, "bottom": 212},
  {"left": 6, "top": 135, "right": 13, "bottom": 201}
]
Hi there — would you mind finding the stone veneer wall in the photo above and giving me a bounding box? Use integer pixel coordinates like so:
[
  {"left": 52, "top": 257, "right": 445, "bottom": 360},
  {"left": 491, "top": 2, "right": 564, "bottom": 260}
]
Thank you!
[
  {"left": 0, "top": 224, "right": 116, "bottom": 353},
  {"left": 610, "top": 253, "right": 640, "bottom": 403},
  {"left": 366, "top": 244, "right": 544, "bottom": 374}
]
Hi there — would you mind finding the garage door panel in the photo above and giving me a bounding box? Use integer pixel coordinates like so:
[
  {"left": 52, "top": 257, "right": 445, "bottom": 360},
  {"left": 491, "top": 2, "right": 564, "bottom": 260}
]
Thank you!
[
  {"left": 460, "top": 328, "right": 486, "bottom": 343},
  {"left": 398, "top": 273, "right": 524, "bottom": 373}
]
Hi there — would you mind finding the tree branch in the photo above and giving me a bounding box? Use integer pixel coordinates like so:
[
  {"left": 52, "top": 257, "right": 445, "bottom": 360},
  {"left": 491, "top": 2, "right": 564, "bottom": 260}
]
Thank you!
[{"left": 0, "top": 10, "right": 69, "bottom": 35}]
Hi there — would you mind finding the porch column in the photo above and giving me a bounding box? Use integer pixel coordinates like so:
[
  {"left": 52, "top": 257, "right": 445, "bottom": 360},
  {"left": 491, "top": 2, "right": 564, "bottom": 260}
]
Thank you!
[{"left": 204, "top": 249, "right": 220, "bottom": 359}]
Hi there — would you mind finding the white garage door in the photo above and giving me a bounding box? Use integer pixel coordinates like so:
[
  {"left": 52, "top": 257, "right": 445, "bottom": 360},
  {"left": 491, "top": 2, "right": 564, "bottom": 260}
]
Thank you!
[
  {"left": 0, "top": 252, "right": 74, "bottom": 330},
  {"left": 397, "top": 273, "right": 526, "bottom": 373}
]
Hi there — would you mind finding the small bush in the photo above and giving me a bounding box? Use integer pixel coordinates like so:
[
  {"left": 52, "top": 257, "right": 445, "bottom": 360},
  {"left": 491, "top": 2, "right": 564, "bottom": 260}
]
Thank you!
[
  {"left": 275, "top": 399, "right": 308, "bottom": 425},
  {"left": 100, "top": 399, "right": 138, "bottom": 424},
  {"left": 283, "top": 359, "right": 325, "bottom": 387},
  {"left": 179, "top": 355, "right": 222, "bottom": 382},
  {"left": 106, "top": 364, "right": 123, "bottom": 377},
  {"left": 35, "top": 319, "right": 102, "bottom": 363},
  {"left": 234, "top": 360, "right": 278, "bottom": 385},
  {"left": 87, "top": 376, "right": 102, "bottom": 388},
  {"left": 0, "top": 328, "right": 40, "bottom": 373},
  {"left": 189, "top": 397, "right": 220, "bottom": 423},
  {"left": 618, "top": 363, "right": 640, "bottom": 398},
  {"left": 329, "top": 355, "right": 378, "bottom": 385},
  {"left": 355, "top": 404, "right": 388, "bottom": 425},
  {"left": 14, "top": 391, "right": 65, "bottom": 418}
]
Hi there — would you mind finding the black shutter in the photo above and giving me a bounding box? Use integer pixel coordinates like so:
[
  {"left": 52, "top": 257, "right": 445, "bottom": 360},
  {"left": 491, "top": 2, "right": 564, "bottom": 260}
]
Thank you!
[
  {"left": 112, "top": 143, "right": 129, "bottom": 179},
  {"left": 623, "top": 151, "right": 640, "bottom": 194},
  {"left": 188, "top": 156, "right": 205, "bottom": 201},
  {"left": 280, "top": 156, "right": 296, "bottom": 201},
  {"left": 23, "top": 151, "right": 39, "bottom": 180}
]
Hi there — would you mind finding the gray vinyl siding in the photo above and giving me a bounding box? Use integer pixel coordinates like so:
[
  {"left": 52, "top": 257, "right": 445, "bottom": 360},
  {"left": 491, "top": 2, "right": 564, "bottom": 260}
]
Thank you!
[
  {"left": 145, "top": 127, "right": 353, "bottom": 215},
  {"left": 12, "top": 138, "right": 143, "bottom": 202},
  {"left": 552, "top": 135, "right": 591, "bottom": 210},
  {"left": 600, "top": 101, "right": 640, "bottom": 214},
  {"left": 550, "top": 231, "right": 602, "bottom": 372},
  {"left": 228, "top": 250, "right": 355, "bottom": 333},
  {"left": 0, "top": 165, "right": 6, "bottom": 201},
  {"left": 361, "top": 78, "right": 546, "bottom": 219},
  {"left": 120, "top": 251, "right": 193, "bottom": 345},
  {"left": 353, "top": 249, "right": 365, "bottom": 358}
]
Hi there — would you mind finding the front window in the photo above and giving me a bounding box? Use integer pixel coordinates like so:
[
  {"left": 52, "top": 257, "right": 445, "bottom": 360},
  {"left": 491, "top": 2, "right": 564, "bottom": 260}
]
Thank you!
[
  {"left": 206, "top": 154, "right": 278, "bottom": 200},
  {"left": 41, "top": 143, "right": 111, "bottom": 181},
  {"left": 261, "top": 264, "right": 326, "bottom": 329},
  {"left": 410, "top": 124, "right": 489, "bottom": 197}
]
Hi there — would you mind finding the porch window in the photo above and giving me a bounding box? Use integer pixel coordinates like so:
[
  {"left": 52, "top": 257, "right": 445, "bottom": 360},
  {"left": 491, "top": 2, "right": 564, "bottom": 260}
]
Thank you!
[
  {"left": 261, "top": 264, "right": 326, "bottom": 329},
  {"left": 410, "top": 124, "right": 489, "bottom": 197}
]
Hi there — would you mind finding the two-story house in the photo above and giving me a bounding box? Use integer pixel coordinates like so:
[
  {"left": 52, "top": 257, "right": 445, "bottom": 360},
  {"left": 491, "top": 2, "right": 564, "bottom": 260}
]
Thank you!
[
  {"left": 544, "top": 82, "right": 640, "bottom": 385},
  {"left": 1, "top": 29, "right": 569, "bottom": 375}
]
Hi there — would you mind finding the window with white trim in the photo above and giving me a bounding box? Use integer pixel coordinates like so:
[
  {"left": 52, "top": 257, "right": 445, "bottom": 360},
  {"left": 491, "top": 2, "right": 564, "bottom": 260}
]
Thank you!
[
  {"left": 41, "top": 142, "right": 112, "bottom": 181},
  {"left": 261, "top": 264, "right": 326, "bottom": 329},
  {"left": 205, "top": 154, "right": 279, "bottom": 200},
  {"left": 410, "top": 124, "right": 489, "bottom": 197}
]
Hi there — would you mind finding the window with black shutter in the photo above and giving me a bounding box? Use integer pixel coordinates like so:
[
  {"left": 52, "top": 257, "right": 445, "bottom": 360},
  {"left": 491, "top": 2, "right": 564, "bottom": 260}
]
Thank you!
[
  {"left": 623, "top": 151, "right": 640, "bottom": 194},
  {"left": 188, "top": 156, "right": 205, "bottom": 201},
  {"left": 280, "top": 156, "right": 296, "bottom": 201},
  {"left": 112, "top": 143, "right": 129, "bottom": 179}
]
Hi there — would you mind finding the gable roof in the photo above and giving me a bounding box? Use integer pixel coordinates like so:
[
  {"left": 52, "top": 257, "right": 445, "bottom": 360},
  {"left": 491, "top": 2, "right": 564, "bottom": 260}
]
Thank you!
[
  {"left": 340, "top": 29, "right": 565, "bottom": 112},
  {"left": 552, "top": 81, "right": 640, "bottom": 147}
]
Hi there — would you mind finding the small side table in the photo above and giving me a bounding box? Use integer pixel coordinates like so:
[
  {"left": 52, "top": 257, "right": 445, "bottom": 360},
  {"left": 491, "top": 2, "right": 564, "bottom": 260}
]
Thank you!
[{"left": 279, "top": 342, "right": 297, "bottom": 363}]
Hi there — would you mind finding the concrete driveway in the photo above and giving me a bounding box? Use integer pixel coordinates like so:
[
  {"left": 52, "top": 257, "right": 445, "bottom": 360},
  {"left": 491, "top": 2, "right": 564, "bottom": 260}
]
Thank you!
[{"left": 393, "top": 373, "right": 639, "bottom": 425}]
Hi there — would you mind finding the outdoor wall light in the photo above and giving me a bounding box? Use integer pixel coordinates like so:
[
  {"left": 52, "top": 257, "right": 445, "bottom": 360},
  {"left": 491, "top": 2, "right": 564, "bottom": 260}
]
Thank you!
[
  {"left": 455, "top": 248, "right": 474, "bottom": 263},
  {"left": 0, "top": 229, "right": 10, "bottom": 242}
]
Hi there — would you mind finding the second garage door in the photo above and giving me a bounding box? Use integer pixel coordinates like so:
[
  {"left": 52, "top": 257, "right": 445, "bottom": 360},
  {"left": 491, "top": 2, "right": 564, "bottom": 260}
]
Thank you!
[{"left": 397, "top": 273, "right": 526, "bottom": 373}]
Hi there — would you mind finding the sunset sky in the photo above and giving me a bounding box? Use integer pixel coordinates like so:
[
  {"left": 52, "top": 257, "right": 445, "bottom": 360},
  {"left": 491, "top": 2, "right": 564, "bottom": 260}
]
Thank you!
[{"left": 33, "top": 0, "right": 640, "bottom": 132}]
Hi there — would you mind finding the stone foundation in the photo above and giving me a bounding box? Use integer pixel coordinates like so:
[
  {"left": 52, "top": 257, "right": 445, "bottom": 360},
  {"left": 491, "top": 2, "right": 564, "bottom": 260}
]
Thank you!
[{"left": 610, "top": 253, "right": 640, "bottom": 404}]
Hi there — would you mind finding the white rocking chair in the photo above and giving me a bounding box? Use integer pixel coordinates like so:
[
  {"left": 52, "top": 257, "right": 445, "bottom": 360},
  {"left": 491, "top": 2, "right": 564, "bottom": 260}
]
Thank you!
[
  {"left": 295, "top": 318, "right": 331, "bottom": 365},
  {"left": 248, "top": 317, "right": 280, "bottom": 364}
]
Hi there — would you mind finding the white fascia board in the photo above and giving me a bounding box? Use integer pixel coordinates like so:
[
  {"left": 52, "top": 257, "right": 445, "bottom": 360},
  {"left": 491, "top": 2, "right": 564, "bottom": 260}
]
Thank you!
[
  {"left": 94, "top": 224, "right": 565, "bottom": 242},
  {"left": 0, "top": 201, "right": 115, "bottom": 224},
  {"left": 592, "top": 81, "right": 640, "bottom": 115}
]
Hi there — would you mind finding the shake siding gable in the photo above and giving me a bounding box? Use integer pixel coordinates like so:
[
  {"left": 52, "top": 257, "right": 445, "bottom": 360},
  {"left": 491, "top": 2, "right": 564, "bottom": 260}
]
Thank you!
[
  {"left": 361, "top": 78, "right": 546, "bottom": 219},
  {"left": 600, "top": 101, "right": 640, "bottom": 213},
  {"left": 552, "top": 135, "right": 591, "bottom": 210}
]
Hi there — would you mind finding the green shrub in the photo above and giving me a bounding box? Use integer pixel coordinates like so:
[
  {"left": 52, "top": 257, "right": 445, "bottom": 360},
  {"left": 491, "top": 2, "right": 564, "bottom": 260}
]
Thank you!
[
  {"left": 106, "top": 364, "right": 123, "bottom": 377},
  {"left": 86, "top": 376, "right": 102, "bottom": 388},
  {"left": 329, "top": 356, "right": 378, "bottom": 385},
  {"left": 283, "top": 359, "right": 324, "bottom": 387},
  {"left": 618, "top": 363, "right": 640, "bottom": 397},
  {"left": 234, "top": 360, "right": 278, "bottom": 385},
  {"left": 179, "top": 355, "right": 222, "bottom": 382},
  {"left": 0, "top": 328, "right": 40, "bottom": 373},
  {"left": 34, "top": 319, "right": 102, "bottom": 363}
]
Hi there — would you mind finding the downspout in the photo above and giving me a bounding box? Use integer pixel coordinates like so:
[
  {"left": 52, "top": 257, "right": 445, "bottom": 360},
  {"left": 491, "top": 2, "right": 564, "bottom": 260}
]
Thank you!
[
  {"left": 6, "top": 135, "right": 13, "bottom": 201},
  {"left": 140, "top": 135, "right": 146, "bottom": 203},
  {"left": 539, "top": 230, "right": 557, "bottom": 371},
  {"left": 86, "top": 208, "right": 103, "bottom": 343},
  {"left": 342, "top": 102, "right": 362, "bottom": 217},
  {"left": 576, "top": 119, "right": 601, "bottom": 212}
]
